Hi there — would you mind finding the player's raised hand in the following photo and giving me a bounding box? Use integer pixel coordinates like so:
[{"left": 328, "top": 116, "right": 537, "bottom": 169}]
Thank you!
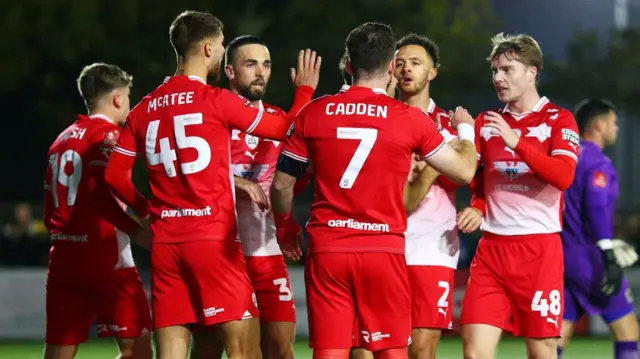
[
  {"left": 457, "top": 207, "right": 483, "bottom": 233},
  {"left": 449, "top": 107, "right": 474, "bottom": 128},
  {"left": 235, "top": 177, "right": 269, "bottom": 211},
  {"left": 290, "top": 49, "right": 322, "bottom": 90},
  {"left": 483, "top": 111, "right": 519, "bottom": 149}
]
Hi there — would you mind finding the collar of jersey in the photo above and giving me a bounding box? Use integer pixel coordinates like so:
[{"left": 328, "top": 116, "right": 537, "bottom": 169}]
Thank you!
[
  {"left": 502, "top": 96, "right": 549, "bottom": 118},
  {"left": 339, "top": 85, "right": 387, "bottom": 95},
  {"left": 426, "top": 98, "right": 436, "bottom": 114},
  {"left": 162, "top": 75, "right": 207, "bottom": 84},
  {"left": 89, "top": 114, "right": 115, "bottom": 124}
]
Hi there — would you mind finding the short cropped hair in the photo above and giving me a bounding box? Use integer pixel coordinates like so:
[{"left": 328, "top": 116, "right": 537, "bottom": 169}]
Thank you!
[
  {"left": 395, "top": 33, "right": 440, "bottom": 67},
  {"left": 338, "top": 50, "right": 352, "bottom": 84},
  {"left": 225, "top": 35, "right": 267, "bottom": 66},
  {"left": 170, "top": 11, "right": 224, "bottom": 58},
  {"left": 76, "top": 63, "right": 132, "bottom": 111},
  {"left": 574, "top": 98, "right": 616, "bottom": 133},
  {"left": 345, "top": 22, "right": 396, "bottom": 80},
  {"left": 488, "top": 33, "right": 543, "bottom": 83}
]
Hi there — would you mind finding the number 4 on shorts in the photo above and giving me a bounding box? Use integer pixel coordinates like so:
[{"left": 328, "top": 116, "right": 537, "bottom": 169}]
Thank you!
[{"left": 531, "top": 290, "right": 561, "bottom": 317}]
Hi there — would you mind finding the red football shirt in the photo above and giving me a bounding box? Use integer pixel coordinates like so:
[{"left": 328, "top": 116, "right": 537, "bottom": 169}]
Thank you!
[
  {"left": 281, "top": 85, "right": 445, "bottom": 254},
  {"left": 475, "top": 96, "right": 579, "bottom": 236},
  {"left": 44, "top": 114, "right": 139, "bottom": 271},
  {"left": 114, "top": 76, "right": 277, "bottom": 243}
]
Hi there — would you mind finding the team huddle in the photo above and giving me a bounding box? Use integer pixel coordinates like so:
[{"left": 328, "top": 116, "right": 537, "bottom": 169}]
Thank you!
[{"left": 42, "top": 9, "right": 640, "bottom": 359}]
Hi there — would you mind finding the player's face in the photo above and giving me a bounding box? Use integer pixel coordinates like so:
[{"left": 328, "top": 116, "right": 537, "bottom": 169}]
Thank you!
[
  {"left": 394, "top": 45, "right": 437, "bottom": 96},
  {"left": 491, "top": 52, "right": 537, "bottom": 104},
  {"left": 206, "top": 35, "right": 226, "bottom": 80},
  {"left": 227, "top": 44, "right": 272, "bottom": 101},
  {"left": 603, "top": 110, "right": 619, "bottom": 145}
]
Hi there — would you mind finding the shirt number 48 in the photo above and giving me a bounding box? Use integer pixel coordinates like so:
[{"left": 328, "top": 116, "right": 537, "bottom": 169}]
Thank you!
[{"left": 531, "top": 289, "right": 561, "bottom": 317}]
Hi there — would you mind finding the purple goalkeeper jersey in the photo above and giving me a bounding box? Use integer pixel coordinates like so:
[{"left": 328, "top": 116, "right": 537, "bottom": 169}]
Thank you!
[{"left": 562, "top": 140, "right": 619, "bottom": 270}]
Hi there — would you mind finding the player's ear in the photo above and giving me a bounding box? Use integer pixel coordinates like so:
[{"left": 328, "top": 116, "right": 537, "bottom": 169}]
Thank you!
[
  {"left": 345, "top": 60, "right": 353, "bottom": 76},
  {"left": 428, "top": 66, "right": 438, "bottom": 81},
  {"left": 387, "top": 58, "right": 395, "bottom": 75},
  {"left": 527, "top": 66, "right": 538, "bottom": 83},
  {"left": 224, "top": 65, "right": 235, "bottom": 80},
  {"left": 204, "top": 40, "right": 213, "bottom": 58},
  {"left": 112, "top": 91, "right": 122, "bottom": 110}
]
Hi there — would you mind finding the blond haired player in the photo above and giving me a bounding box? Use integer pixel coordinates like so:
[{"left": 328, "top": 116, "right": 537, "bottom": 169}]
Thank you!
[{"left": 458, "top": 33, "right": 579, "bottom": 359}]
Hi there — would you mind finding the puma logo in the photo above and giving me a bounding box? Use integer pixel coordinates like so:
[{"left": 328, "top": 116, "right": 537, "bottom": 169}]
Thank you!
[
  {"left": 245, "top": 151, "right": 256, "bottom": 161},
  {"left": 546, "top": 317, "right": 558, "bottom": 328}
]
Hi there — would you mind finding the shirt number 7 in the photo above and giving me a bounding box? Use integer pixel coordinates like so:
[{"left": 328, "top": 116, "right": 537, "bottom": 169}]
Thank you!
[{"left": 337, "top": 127, "right": 378, "bottom": 189}]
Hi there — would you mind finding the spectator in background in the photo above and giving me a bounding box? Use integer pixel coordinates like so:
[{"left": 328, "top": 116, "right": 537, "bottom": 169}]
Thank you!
[{"left": 1, "top": 203, "right": 48, "bottom": 266}]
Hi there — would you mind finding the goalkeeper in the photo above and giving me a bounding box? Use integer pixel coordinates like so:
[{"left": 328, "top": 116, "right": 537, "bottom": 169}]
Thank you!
[{"left": 559, "top": 98, "right": 639, "bottom": 359}]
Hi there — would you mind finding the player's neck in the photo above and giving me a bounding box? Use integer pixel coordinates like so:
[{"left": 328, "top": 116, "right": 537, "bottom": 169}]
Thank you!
[
  {"left": 581, "top": 134, "right": 605, "bottom": 149},
  {"left": 175, "top": 58, "right": 208, "bottom": 83},
  {"left": 87, "top": 108, "right": 120, "bottom": 125},
  {"left": 400, "top": 88, "right": 431, "bottom": 113},
  {"left": 353, "top": 77, "right": 390, "bottom": 93},
  {"left": 507, "top": 90, "right": 541, "bottom": 114}
]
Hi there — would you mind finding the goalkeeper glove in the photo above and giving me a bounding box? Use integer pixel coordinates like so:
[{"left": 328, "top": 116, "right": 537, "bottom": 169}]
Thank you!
[
  {"left": 612, "top": 238, "right": 638, "bottom": 268},
  {"left": 597, "top": 239, "right": 624, "bottom": 296}
]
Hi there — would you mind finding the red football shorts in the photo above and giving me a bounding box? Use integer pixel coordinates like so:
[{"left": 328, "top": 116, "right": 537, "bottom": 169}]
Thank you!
[
  {"left": 46, "top": 267, "right": 151, "bottom": 345},
  {"left": 245, "top": 255, "right": 296, "bottom": 323},
  {"left": 151, "top": 240, "right": 258, "bottom": 329},
  {"left": 408, "top": 265, "right": 454, "bottom": 330},
  {"left": 305, "top": 252, "right": 411, "bottom": 352},
  {"left": 461, "top": 233, "right": 564, "bottom": 337}
]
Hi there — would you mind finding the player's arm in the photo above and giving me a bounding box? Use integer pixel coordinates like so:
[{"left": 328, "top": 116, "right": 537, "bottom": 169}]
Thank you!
[
  {"left": 457, "top": 120, "right": 485, "bottom": 233},
  {"left": 484, "top": 110, "right": 578, "bottom": 190},
  {"left": 420, "top": 108, "right": 477, "bottom": 185},
  {"left": 404, "top": 157, "right": 440, "bottom": 215},
  {"left": 584, "top": 164, "right": 624, "bottom": 295},
  {"left": 220, "top": 49, "right": 321, "bottom": 141},
  {"left": 270, "top": 115, "right": 309, "bottom": 260},
  {"left": 104, "top": 120, "right": 151, "bottom": 218}
]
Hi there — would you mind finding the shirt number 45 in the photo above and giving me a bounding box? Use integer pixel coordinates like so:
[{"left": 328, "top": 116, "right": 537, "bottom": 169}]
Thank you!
[{"left": 531, "top": 289, "right": 561, "bottom": 317}]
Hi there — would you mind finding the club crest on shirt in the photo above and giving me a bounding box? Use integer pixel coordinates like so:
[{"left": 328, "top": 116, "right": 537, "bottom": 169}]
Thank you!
[
  {"left": 99, "top": 130, "right": 119, "bottom": 159},
  {"left": 593, "top": 171, "right": 607, "bottom": 188},
  {"left": 245, "top": 134, "right": 259, "bottom": 150}
]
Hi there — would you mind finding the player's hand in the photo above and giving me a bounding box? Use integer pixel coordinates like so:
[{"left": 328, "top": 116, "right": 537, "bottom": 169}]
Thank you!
[
  {"left": 483, "top": 111, "right": 519, "bottom": 149},
  {"left": 133, "top": 216, "right": 152, "bottom": 249},
  {"left": 449, "top": 107, "right": 474, "bottom": 128},
  {"left": 282, "top": 230, "right": 304, "bottom": 262},
  {"left": 598, "top": 240, "right": 624, "bottom": 296},
  {"left": 612, "top": 239, "right": 639, "bottom": 268},
  {"left": 408, "top": 153, "right": 427, "bottom": 183},
  {"left": 457, "top": 207, "right": 483, "bottom": 233},
  {"left": 290, "top": 49, "right": 322, "bottom": 90},
  {"left": 235, "top": 177, "right": 269, "bottom": 211}
]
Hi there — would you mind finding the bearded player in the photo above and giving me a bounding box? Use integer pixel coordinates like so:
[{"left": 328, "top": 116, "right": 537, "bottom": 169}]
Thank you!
[
  {"left": 394, "top": 33, "right": 462, "bottom": 359},
  {"left": 104, "top": 11, "right": 319, "bottom": 359},
  {"left": 44, "top": 63, "right": 151, "bottom": 359},
  {"left": 559, "top": 98, "right": 639, "bottom": 359},
  {"left": 458, "top": 33, "right": 580, "bottom": 359},
  {"left": 189, "top": 35, "right": 319, "bottom": 359}
]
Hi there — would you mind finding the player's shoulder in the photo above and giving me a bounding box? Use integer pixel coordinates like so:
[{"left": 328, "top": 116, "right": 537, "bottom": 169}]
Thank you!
[
  {"left": 541, "top": 100, "right": 574, "bottom": 121},
  {"left": 295, "top": 92, "right": 334, "bottom": 117},
  {"left": 262, "top": 102, "right": 285, "bottom": 116}
]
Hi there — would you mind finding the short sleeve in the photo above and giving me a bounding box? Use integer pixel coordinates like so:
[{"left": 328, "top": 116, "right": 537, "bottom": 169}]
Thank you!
[
  {"left": 550, "top": 111, "right": 580, "bottom": 162},
  {"left": 89, "top": 126, "right": 120, "bottom": 167},
  {"left": 280, "top": 114, "right": 308, "bottom": 163},
  {"left": 113, "top": 118, "right": 139, "bottom": 158},
  {"left": 411, "top": 108, "right": 445, "bottom": 159},
  {"left": 213, "top": 88, "right": 264, "bottom": 133}
]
